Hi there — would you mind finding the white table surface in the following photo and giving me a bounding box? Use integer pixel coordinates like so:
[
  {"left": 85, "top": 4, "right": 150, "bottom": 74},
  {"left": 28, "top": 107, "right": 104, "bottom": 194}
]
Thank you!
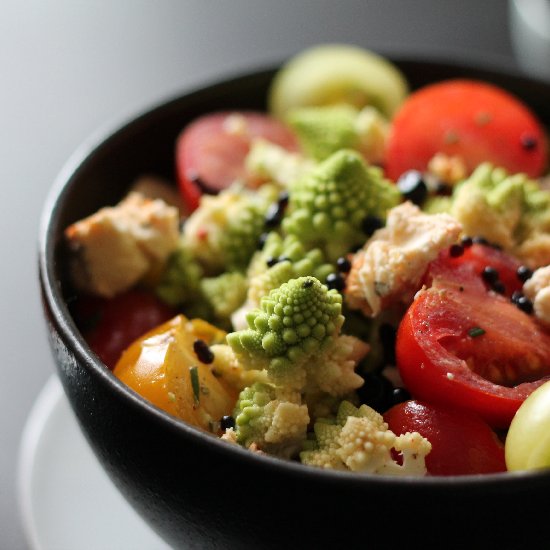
[{"left": 0, "top": 1, "right": 527, "bottom": 548}]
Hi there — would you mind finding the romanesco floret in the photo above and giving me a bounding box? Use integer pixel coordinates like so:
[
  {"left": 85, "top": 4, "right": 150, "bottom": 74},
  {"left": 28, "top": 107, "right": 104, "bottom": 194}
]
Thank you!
[
  {"left": 300, "top": 401, "right": 431, "bottom": 476},
  {"left": 183, "top": 188, "right": 268, "bottom": 273},
  {"left": 233, "top": 382, "right": 309, "bottom": 457},
  {"left": 199, "top": 272, "right": 247, "bottom": 328},
  {"left": 231, "top": 233, "right": 335, "bottom": 330},
  {"left": 245, "top": 138, "right": 316, "bottom": 188},
  {"left": 226, "top": 276, "right": 344, "bottom": 390},
  {"left": 449, "top": 163, "right": 550, "bottom": 267},
  {"left": 287, "top": 105, "right": 389, "bottom": 164},
  {"left": 155, "top": 239, "right": 203, "bottom": 307},
  {"left": 282, "top": 149, "right": 401, "bottom": 261}
]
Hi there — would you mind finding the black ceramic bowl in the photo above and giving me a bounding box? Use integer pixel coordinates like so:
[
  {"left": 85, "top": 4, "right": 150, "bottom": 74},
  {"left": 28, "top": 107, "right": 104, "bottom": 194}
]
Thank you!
[{"left": 40, "top": 58, "right": 550, "bottom": 549}]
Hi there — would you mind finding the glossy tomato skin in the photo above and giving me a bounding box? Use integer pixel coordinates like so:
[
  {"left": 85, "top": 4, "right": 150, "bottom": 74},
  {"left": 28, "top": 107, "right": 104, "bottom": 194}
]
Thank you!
[
  {"left": 73, "top": 289, "right": 175, "bottom": 370},
  {"left": 176, "top": 111, "right": 298, "bottom": 212},
  {"left": 397, "top": 247, "right": 550, "bottom": 428},
  {"left": 384, "top": 400, "right": 506, "bottom": 475},
  {"left": 385, "top": 79, "right": 548, "bottom": 181}
]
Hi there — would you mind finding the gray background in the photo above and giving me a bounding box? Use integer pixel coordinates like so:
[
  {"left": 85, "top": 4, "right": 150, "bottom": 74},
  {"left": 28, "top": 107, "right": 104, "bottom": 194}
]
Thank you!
[{"left": 0, "top": 1, "right": 538, "bottom": 548}]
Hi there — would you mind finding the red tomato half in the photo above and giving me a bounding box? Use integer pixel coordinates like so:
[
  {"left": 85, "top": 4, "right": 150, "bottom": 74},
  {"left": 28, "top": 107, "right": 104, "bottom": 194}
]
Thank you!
[
  {"left": 385, "top": 80, "right": 548, "bottom": 181},
  {"left": 397, "top": 246, "right": 550, "bottom": 428},
  {"left": 176, "top": 111, "right": 299, "bottom": 211},
  {"left": 73, "top": 289, "right": 175, "bottom": 370},
  {"left": 384, "top": 400, "right": 506, "bottom": 476}
]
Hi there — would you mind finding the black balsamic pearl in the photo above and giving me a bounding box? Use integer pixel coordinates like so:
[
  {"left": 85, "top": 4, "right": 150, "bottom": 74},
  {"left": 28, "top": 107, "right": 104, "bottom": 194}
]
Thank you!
[
  {"left": 277, "top": 191, "right": 290, "bottom": 207},
  {"left": 264, "top": 203, "right": 284, "bottom": 228},
  {"left": 481, "top": 266, "right": 499, "bottom": 285},
  {"left": 193, "top": 339, "right": 215, "bottom": 364},
  {"left": 516, "top": 295, "right": 534, "bottom": 314},
  {"left": 396, "top": 170, "right": 428, "bottom": 205},
  {"left": 326, "top": 273, "right": 345, "bottom": 291},
  {"left": 449, "top": 243, "right": 464, "bottom": 258},
  {"left": 257, "top": 232, "right": 269, "bottom": 250},
  {"left": 390, "top": 387, "right": 411, "bottom": 407},
  {"left": 472, "top": 236, "right": 489, "bottom": 246},
  {"left": 336, "top": 257, "right": 352, "bottom": 273},
  {"left": 220, "top": 415, "right": 235, "bottom": 430},
  {"left": 461, "top": 236, "right": 473, "bottom": 248},
  {"left": 511, "top": 290, "right": 524, "bottom": 303},
  {"left": 517, "top": 265, "right": 534, "bottom": 283},
  {"left": 491, "top": 280, "right": 506, "bottom": 294},
  {"left": 361, "top": 215, "right": 384, "bottom": 236}
]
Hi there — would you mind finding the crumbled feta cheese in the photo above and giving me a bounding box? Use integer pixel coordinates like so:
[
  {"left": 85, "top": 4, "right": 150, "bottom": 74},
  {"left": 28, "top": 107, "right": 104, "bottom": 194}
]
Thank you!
[
  {"left": 523, "top": 265, "right": 550, "bottom": 326},
  {"left": 65, "top": 192, "right": 180, "bottom": 298},
  {"left": 346, "top": 202, "right": 462, "bottom": 316}
]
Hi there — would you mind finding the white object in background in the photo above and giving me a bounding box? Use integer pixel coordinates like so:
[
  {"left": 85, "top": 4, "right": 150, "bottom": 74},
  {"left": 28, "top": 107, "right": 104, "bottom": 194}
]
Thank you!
[
  {"left": 510, "top": 0, "right": 550, "bottom": 80},
  {"left": 18, "top": 376, "right": 172, "bottom": 550}
]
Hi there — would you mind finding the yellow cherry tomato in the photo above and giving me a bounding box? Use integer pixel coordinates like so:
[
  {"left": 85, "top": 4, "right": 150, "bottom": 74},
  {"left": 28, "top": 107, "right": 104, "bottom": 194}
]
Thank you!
[
  {"left": 114, "top": 315, "right": 238, "bottom": 433},
  {"left": 505, "top": 380, "right": 550, "bottom": 471}
]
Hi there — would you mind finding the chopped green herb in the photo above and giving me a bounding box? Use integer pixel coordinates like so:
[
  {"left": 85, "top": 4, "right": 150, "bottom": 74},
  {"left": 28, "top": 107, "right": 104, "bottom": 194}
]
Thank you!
[
  {"left": 468, "top": 327, "right": 485, "bottom": 338},
  {"left": 189, "top": 366, "right": 200, "bottom": 404}
]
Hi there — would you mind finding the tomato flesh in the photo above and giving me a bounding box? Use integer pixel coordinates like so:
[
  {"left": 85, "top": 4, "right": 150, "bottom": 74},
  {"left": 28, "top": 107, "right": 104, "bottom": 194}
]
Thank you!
[
  {"left": 384, "top": 400, "right": 506, "bottom": 476},
  {"left": 385, "top": 79, "right": 548, "bottom": 181},
  {"left": 397, "top": 247, "right": 550, "bottom": 428},
  {"left": 73, "top": 289, "right": 175, "bottom": 370},
  {"left": 176, "top": 111, "right": 299, "bottom": 211}
]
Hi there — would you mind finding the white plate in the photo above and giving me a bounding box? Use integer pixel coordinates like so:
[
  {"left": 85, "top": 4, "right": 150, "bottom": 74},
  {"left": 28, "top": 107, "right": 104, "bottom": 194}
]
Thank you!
[{"left": 18, "top": 375, "right": 172, "bottom": 550}]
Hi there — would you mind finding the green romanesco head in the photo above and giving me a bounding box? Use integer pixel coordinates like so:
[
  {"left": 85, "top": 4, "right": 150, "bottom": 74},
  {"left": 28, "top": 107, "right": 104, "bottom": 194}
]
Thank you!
[
  {"left": 155, "top": 239, "right": 203, "bottom": 307},
  {"left": 233, "top": 381, "right": 309, "bottom": 457},
  {"left": 247, "top": 233, "right": 335, "bottom": 305},
  {"left": 287, "top": 105, "right": 360, "bottom": 161},
  {"left": 221, "top": 203, "right": 268, "bottom": 272},
  {"left": 183, "top": 189, "right": 268, "bottom": 273},
  {"left": 200, "top": 272, "right": 247, "bottom": 328},
  {"left": 449, "top": 163, "right": 550, "bottom": 266},
  {"left": 245, "top": 138, "right": 316, "bottom": 188},
  {"left": 282, "top": 149, "right": 401, "bottom": 261},
  {"left": 226, "top": 276, "right": 344, "bottom": 390},
  {"left": 287, "top": 105, "right": 389, "bottom": 165}
]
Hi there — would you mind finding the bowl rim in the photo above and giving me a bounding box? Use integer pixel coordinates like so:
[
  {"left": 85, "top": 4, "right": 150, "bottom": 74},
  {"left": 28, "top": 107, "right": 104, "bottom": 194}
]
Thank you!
[{"left": 38, "top": 55, "right": 550, "bottom": 490}]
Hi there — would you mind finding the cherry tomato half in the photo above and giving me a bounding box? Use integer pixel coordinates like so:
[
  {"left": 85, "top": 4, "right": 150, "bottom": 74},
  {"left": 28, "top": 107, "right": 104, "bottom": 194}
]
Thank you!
[
  {"left": 72, "top": 289, "right": 175, "bottom": 370},
  {"left": 396, "top": 246, "right": 550, "bottom": 428},
  {"left": 384, "top": 400, "right": 506, "bottom": 476},
  {"left": 385, "top": 79, "right": 548, "bottom": 181},
  {"left": 114, "top": 315, "right": 237, "bottom": 431},
  {"left": 176, "top": 111, "right": 299, "bottom": 211}
]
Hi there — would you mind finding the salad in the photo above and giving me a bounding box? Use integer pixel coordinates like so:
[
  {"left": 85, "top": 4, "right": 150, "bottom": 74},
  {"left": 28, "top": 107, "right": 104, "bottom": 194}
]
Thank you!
[{"left": 64, "top": 44, "right": 550, "bottom": 477}]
